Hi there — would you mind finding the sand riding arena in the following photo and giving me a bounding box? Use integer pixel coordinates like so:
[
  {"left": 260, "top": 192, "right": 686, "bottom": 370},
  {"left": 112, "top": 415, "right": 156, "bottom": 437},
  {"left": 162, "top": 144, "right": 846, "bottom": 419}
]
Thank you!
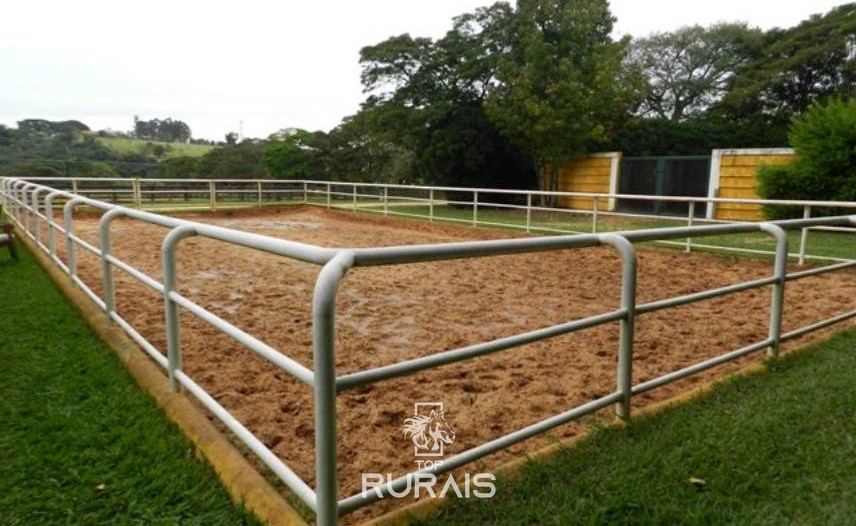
[{"left": 49, "top": 204, "right": 855, "bottom": 521}]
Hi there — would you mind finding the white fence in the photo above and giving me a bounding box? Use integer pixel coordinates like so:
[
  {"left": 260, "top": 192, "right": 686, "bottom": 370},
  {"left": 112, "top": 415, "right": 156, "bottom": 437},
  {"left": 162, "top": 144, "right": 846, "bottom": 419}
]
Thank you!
[
  {"left": 18, "top": 176, "right": 856, "bottom": 265},
  {"left": 2, "top": 177, "right": 855, "bottom": 525}
]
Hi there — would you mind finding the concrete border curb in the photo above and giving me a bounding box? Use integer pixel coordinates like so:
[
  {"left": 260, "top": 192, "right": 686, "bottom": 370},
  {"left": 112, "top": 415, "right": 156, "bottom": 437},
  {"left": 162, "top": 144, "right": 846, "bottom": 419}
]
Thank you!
[{"left": 17, "top": 230, "right": 307, "bottom": 526}]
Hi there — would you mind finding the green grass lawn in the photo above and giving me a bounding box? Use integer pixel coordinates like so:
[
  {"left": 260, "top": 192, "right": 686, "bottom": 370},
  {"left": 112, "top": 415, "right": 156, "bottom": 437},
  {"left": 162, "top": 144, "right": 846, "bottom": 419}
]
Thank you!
[
  {"left": 0, "top": 244, "right": 260, "bottom": 525},
  {"left": 423, "top": 328, "right": 856, "bottom": 526},
  {"left": 98, "top": 137, "right": 214, "bottom": 159}
]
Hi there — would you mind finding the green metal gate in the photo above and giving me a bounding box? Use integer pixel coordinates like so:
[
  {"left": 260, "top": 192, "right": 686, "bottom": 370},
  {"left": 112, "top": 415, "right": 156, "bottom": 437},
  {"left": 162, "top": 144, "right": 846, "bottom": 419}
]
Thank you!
[{"left": 617, "top": 156, "right": 710, "bottom": 217}]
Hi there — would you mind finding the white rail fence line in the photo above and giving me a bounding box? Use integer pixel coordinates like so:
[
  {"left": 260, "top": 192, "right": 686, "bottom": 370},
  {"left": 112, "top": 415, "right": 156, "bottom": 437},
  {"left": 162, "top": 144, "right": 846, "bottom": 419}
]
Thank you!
[
  {"left": 19, "top": 176, "right": 856, "bottom": 265},
  {"left": 2, "top": 177, "right": 855, "bottom": 525}
]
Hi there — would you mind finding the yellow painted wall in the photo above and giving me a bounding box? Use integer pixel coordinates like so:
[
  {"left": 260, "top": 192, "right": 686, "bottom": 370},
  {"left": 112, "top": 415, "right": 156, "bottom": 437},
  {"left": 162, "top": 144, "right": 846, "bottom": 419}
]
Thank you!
[
  {"left": 554, "top": 155, "right": 615, "bottom": 210},
  {"left": 715, "top": 153, "right": 795, "bottom": 221}
]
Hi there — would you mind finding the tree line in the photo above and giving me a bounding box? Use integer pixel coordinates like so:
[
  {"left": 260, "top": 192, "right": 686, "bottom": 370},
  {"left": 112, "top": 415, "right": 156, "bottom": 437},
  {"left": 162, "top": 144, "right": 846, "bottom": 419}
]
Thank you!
[
  {"left": 254, "top": 1, "right": 854, "bottom": 194},
  {"left": 2, "top": 1, "right": 853, "bottom": 195}
]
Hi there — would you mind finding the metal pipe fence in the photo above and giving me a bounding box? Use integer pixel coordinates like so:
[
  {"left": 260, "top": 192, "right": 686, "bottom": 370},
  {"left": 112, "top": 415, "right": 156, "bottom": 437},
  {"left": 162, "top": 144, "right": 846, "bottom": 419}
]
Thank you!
[
  {"left": 2, "top": 177, "right": 855, "bottom": 525},
  {"left": 19, "top": 176, "right": 856, "bottom": 264}
]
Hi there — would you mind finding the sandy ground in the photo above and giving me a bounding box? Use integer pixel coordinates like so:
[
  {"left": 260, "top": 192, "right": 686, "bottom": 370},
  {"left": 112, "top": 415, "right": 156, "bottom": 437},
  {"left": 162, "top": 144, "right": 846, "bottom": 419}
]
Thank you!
[{"left": 63, "top": 206, "right": 855, "bottom": 522}]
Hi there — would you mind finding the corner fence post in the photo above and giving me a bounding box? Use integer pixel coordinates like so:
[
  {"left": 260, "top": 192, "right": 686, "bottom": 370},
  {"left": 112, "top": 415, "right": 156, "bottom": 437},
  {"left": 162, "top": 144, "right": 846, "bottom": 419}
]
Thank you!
[
  {"left": 162, "top": 225, "right": 198, "bottom": 392},
  {"left": 599, "top": 233, "right": 637, "bottom": 420},
  {"left": 313, "top": 252, "right": 354, "bottom": 526},
  {"left": 798, "top": 206, "right": 810, "bottom": 266},
  {"left": 685, "top": 202, "right": 695, "bottom": 253},
  {"left": 760, "top": 223, "right": 788, "bottom": 357}
]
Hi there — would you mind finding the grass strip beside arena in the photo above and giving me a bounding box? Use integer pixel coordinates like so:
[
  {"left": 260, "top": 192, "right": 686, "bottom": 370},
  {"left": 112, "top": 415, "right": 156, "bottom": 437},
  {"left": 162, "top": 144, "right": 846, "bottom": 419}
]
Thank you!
[
  {"left": 418, "top": 328, "right": 856, "bottom": 525},
  {"left": 0, "top": 243, "right": 264, "bottom": 525}
]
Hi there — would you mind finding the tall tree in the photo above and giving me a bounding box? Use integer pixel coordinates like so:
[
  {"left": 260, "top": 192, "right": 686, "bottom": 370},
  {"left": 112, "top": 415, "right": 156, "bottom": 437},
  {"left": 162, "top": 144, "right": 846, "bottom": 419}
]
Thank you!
[
  {"left": 262, "top": 129, "right": 313, "bottom": 179},
  {"left": 355, "top": 2, "right": 535, "bottom": 191},
  {"left": 718, "top": 4, "right": 856, "bottom": 121},
  {"left": 627, "top": 23, "right": 762, "bottom": 121},
  {"left": 485, "top": 0, "right": 638, "bottom": 203}
]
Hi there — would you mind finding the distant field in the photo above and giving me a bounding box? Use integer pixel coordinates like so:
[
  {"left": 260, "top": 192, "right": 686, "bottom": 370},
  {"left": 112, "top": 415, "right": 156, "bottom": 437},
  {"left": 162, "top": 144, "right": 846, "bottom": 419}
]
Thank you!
[{"left": 97, "top": 137, "right": 214, "bottom": 158}]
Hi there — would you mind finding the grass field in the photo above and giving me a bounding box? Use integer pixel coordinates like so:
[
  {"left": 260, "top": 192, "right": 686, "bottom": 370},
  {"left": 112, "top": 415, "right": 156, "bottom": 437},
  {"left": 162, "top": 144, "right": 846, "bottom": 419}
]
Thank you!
[
  {"left": 98, "top": 137, "right": 214, "bottom": 159},
  {"left": 423, "top": 328, "right": 856, "bottom": 525},
  {"left": 0, "top": 244, "right": 259, "bottom": 525}
]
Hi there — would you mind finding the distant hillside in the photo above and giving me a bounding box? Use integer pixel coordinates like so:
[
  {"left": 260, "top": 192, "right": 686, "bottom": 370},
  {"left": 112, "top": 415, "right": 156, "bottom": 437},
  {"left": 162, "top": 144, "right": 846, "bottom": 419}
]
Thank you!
[{"left": 97, "top": 137, "right": 215, "bottom": 159}]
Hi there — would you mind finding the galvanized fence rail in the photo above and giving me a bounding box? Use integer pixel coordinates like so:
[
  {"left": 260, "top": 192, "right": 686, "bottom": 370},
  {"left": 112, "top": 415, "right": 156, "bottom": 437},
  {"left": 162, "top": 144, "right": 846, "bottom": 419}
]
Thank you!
[
  {"left": 2, "top": 177, "right": 855, "bottom": 525},
  {"left": 20, "top": 176, "right": 856, "bottom": 265}
]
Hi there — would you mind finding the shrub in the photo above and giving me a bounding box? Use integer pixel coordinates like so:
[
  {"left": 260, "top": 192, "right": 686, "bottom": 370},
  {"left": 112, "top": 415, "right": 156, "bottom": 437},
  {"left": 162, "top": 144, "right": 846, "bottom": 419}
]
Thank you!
[{"left": 758, "top": 97, "right": 856, "bottom": 218}]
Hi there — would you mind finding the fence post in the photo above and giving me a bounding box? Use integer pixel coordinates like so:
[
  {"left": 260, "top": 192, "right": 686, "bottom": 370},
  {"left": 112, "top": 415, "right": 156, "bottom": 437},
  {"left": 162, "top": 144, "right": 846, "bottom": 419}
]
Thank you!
[
  {"left": 685, "top": 202, "right": 695, "bottom": 253},
  {"left": 798, "top": 206, "right": 811, "bottom": 266},
  {"left": 162, "top": 225, "right": 198, "bottom": 392},
  {"left": 473, "top": 191, "right": 479, "bottom": 227},
  {"left": 592, "top": 197, "right": 599, "bottom": 234},
  {"left": 326, "top": 183, "right": 331, "bottom": 209},
  {"left": 312, "top": 252, "right": 354, "bottom": 526},
  {"left": 526, "top": 193, "right": 532, "bottom": 234},
  {"left": 352, "top": 185, "right": 357, "bottom": 212},
  {"left": 31, "top": 188, "right": 44, "bottom": 246},
  {"left": 760, "top": 223, "right": 787, "bottom": 358},
  {"left": 71, "top": 179, "right": 79, "bottom": 195},
  {"left": 429, "top": 189, "right": 434, "bottom": 222},
  {"left": 99, "top": 209, "right": 126, "bottom": 323},
  {"left": 303, "top": 181, "right": 308, "bottom": 204},
  {"left": 257, "top": 181, "right": 263, "bottom": 208},
  {"left": 599, "top": 234, "right": 637, "bottom": 420},
  {"left": 209, "top": 180, "right": 217, "bottom": 211},
  {"left": 45, "top": 191, "right": 62, "bottom": 258},
  {"left": 134, "top": 178, "right": 142, "bottom": 207},
  {"left": 383, "top": 186, "right": 389, "bottom": 216},
  {"left": 63, "top": 198, "right": 85, "bottom": 281}
]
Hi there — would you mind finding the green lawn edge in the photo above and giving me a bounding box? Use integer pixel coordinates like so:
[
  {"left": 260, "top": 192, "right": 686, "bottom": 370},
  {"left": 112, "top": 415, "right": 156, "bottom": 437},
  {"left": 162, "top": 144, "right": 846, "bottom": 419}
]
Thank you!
[
  {"left": 423, "top": 329, "right": 856, "bottom": 525},
  {"left": 0, "top": 244, "right": 261, "bottom": 525}
]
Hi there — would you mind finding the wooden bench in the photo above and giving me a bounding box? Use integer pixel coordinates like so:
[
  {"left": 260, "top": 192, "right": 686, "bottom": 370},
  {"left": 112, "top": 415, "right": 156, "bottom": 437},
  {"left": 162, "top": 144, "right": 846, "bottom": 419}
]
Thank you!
[{"left": 1, "top": 223, "right": 18, "bottom": 261}]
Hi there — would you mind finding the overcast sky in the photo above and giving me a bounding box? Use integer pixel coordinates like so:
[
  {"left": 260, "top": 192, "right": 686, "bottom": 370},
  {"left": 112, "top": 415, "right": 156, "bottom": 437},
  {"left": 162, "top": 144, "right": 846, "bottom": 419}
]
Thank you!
[{"left": 0, "top": 0, "right": 847, "bottom": 140}]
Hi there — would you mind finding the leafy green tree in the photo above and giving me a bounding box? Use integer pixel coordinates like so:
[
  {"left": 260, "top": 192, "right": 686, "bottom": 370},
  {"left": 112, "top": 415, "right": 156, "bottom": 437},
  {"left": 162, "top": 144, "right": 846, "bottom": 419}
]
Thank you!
[
  {"left": 485, "top": 0, "right": 638, "bottom": 203},
  {"left": 197, "top": 142, "right": 268, "bottom": 179},
  {"left": 161, "top": 156, "right": 200, "bottom": 179},
  {"left": 263, "top": 130, "right": 313, "bottom": 179},
  {"left": 0, "top": 161, "right": 64, "bottom": 179},
  {"left": 627, "top": 23, "right": 762, "bottom": 121},
  {"left": 758, "top": 97, "right": 856, "bottom": 217},
  {"left": 132, "top": 116, "right": 192, "bottom": 142},
  {"left": 605, "top": 117, "right": 786, "bottom": 155},
  {"left": 356, "top": 3, "right": 535, "bottom": 191},
  {"left": 719, "top": 4, "right": 856, "bottom": 122},
  {"left": 71, "top": 161, "right": 120, "bottom": 178}
]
